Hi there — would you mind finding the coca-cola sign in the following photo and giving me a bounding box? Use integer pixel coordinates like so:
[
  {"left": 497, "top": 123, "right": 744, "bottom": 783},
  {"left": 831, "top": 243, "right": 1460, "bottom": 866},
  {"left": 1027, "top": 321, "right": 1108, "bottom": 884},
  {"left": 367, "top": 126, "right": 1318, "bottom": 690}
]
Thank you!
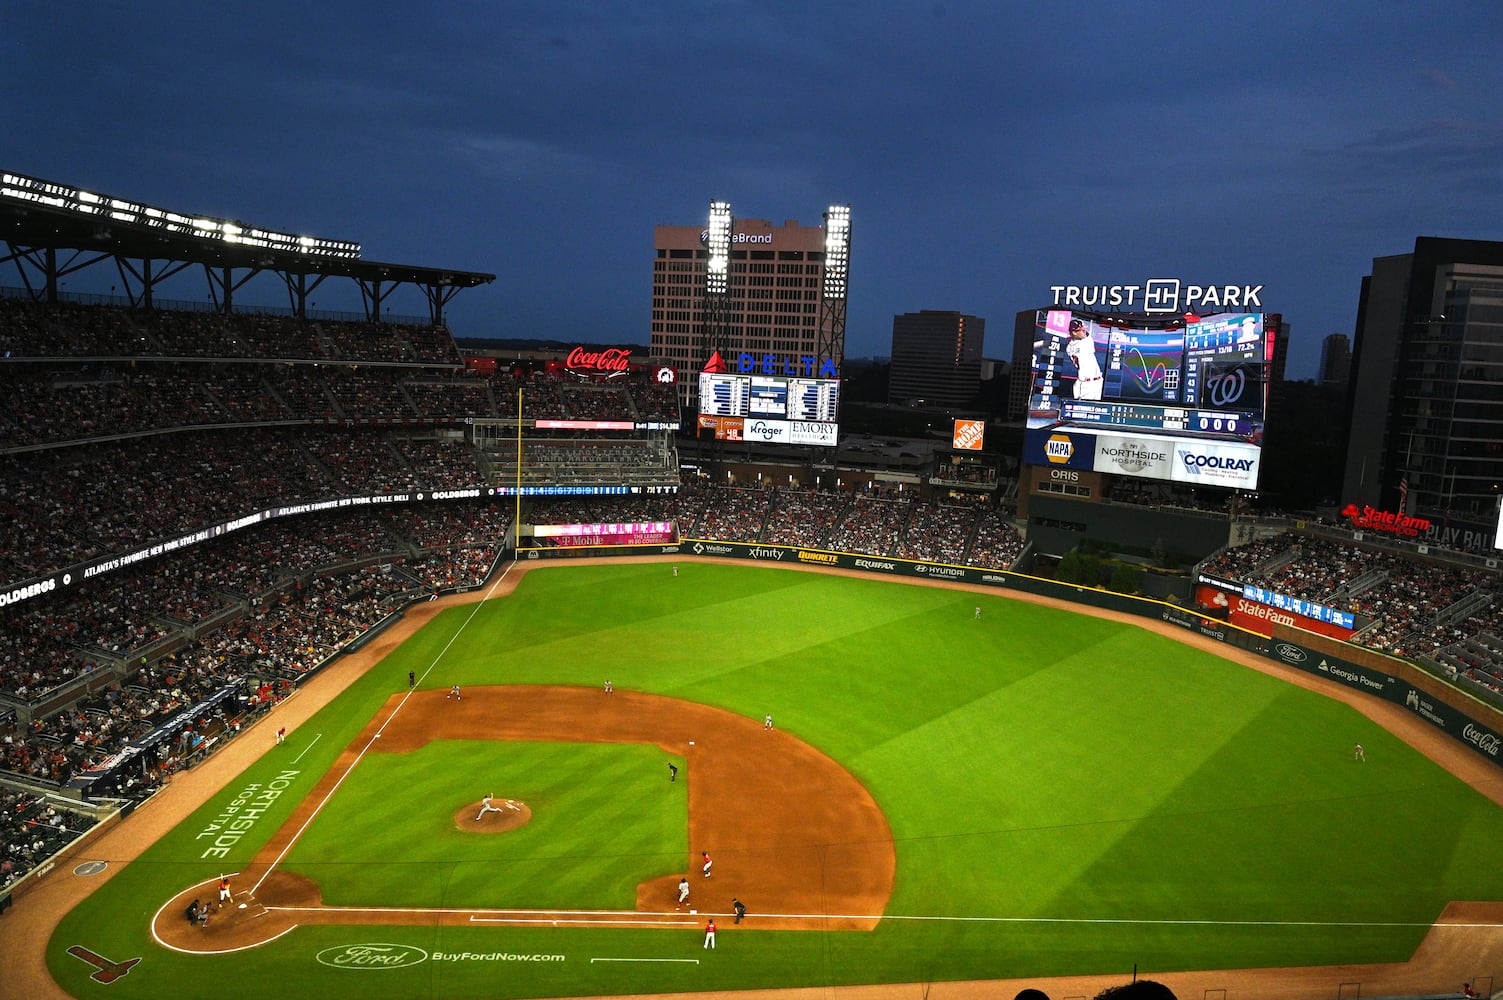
[
  {"left": 566, "top": 346, "right": 632, "bottom": 377},
  {"left": 1463, "top": 723, "right": 1501, "bottom": 758}
]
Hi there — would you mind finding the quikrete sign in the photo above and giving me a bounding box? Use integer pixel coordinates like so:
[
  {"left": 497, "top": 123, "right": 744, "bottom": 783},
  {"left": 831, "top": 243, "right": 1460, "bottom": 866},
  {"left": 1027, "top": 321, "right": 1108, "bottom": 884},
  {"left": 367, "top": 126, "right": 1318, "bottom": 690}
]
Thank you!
[
  {"left": 1049, "top": 280, "right": 1263, "bottom": 313},
  {"left": 1341, "top": 503, "right": 1433, "bottom": 538}
]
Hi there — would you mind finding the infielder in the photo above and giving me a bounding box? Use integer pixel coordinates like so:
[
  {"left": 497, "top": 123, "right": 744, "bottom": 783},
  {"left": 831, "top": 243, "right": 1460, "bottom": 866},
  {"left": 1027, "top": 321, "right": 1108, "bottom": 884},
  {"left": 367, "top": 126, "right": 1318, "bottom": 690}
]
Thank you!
[
  {"left": 701, "top": 851, "right": 713, "bottom": 878},
  {"left": 703, "top": 918, "right": 716, "bottom": 949},
  {"left": 476, "top": 793, "right": 503, "bottom": 820}
]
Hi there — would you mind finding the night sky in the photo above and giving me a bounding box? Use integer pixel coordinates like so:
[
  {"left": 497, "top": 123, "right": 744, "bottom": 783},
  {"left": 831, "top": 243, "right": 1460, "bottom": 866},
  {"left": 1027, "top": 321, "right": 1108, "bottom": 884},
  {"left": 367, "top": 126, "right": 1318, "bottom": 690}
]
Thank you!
[{"left": 8, "top": 2, "right": 1503, "bottom": 378}]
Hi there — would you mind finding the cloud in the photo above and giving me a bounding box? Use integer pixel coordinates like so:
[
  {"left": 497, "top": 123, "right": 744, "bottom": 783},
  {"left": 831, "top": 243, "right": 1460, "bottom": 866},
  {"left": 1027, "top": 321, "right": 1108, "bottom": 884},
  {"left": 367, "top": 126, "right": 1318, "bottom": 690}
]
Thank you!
[{"left": 1419, "top": 69, "right": 1457, "bottom": 90}]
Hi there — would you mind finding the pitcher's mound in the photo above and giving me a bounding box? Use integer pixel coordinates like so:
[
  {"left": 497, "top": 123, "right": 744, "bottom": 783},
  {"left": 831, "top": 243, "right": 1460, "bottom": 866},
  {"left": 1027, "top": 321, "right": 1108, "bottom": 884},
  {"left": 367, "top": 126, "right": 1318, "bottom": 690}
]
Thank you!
[{"left": 454, "top": 798, "right": 531, "bottom": 833}]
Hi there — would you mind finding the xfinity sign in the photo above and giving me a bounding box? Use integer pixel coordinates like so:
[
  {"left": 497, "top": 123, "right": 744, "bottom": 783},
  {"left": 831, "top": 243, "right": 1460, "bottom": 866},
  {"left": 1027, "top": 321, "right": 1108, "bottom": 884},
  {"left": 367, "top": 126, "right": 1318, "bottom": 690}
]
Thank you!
[{"left": 1050, "top": 281, "right": 1264, "bottom": 313}]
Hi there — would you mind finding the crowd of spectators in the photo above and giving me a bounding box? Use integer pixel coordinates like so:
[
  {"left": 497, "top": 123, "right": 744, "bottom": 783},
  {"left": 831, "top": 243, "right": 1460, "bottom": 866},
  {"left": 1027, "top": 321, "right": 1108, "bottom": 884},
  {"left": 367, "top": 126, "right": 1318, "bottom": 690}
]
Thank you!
[
  {"left": 0, "top": 500, "right": 510, "bottom": 890},
  {"left": 1198, "top": 532, "right": 1499, "bottom": 659},
  {"left": 2, "top": 788, "right": 95, "bottom": 891}
]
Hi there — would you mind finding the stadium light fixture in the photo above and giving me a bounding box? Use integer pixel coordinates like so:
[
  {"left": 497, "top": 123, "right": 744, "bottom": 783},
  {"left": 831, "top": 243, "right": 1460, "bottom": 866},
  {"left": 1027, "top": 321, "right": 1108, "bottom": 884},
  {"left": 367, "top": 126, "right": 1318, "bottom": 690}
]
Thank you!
[
  {"left": 1, "top": 170, "right": 362, "bottom": 259},
  {"left": 706, "top": 200, "right": 732, "bottom": 296},
  {"left": 823, "top": 204, "right": 850, "bottom": 299}
]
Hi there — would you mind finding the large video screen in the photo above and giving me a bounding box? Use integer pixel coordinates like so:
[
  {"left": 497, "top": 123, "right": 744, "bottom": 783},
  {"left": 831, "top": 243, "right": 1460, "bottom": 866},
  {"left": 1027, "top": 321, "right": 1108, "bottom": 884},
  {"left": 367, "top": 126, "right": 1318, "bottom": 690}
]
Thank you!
[
  {"left": 1025, "top": 310, "right": 1273, "bottom": 489},
  {"left": 697, "top": 372, "right": 840, "bottom": 446}
]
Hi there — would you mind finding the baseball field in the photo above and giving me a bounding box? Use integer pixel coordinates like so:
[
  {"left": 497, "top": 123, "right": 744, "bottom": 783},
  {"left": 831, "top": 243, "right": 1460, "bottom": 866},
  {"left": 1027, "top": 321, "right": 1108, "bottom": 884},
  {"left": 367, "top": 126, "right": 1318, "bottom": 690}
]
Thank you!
[{"left": 32, "top": 559, "right": 1503, "bottom": 998}]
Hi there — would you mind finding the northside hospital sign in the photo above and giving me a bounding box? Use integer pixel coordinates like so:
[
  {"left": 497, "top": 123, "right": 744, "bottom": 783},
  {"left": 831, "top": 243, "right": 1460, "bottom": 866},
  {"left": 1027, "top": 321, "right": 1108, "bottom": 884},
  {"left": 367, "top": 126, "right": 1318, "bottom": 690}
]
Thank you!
[{"left": 1050, "top": 280, "right": 1264, "bottom": 312}]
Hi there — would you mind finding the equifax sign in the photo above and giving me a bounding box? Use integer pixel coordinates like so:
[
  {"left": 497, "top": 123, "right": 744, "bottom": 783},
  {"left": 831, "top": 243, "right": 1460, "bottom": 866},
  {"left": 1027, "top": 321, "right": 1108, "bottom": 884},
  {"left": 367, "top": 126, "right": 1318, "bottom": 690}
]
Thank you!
[{"left": 1050, "top": 280, "right": 1263, "bottom": 313}]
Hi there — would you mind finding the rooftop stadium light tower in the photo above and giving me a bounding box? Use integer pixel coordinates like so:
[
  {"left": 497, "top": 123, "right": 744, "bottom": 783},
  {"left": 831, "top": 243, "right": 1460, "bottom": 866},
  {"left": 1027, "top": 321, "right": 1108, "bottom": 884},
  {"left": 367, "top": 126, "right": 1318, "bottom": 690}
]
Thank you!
[
  {"left": 818, "top": 204, "right": 851, "bottom": 368},
  {"left": 701, "top": 200, "right": 734, "bottom": 365}
]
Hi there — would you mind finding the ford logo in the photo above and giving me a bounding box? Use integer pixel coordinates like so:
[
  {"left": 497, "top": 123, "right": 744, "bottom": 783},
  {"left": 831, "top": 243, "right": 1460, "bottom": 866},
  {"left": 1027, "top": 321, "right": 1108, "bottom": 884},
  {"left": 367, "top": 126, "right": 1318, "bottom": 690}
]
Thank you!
[
  {"left": 1273, "top": 643, "right": 1307, "bottom": 663},
  {"left": 316, "top": 944, "right": 429, "bottom": 970}
]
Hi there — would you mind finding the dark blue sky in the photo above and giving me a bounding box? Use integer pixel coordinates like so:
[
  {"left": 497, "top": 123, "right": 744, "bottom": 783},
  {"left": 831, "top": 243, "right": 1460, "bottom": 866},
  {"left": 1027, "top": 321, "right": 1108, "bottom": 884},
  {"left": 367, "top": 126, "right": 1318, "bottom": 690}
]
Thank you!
[{"left": 8, "top": 2, "right": 1503, "bottom": 378}]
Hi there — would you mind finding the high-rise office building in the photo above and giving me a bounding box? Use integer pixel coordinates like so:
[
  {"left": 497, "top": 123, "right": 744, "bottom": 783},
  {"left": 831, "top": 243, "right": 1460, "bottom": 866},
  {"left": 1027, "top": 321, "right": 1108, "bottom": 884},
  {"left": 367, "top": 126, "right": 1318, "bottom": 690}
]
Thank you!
[
  {"left": 887, "top": 310, "right": 984, "bottom": 408},
  {"left": 1342, "top": 237, "right": 1503, "bottom": 528},
  {"left": 649, "top": 209, "right": 850, "bottom": 407},
  {"left": 1319, "top": 333, "right": 1351, "bottom": 387}
]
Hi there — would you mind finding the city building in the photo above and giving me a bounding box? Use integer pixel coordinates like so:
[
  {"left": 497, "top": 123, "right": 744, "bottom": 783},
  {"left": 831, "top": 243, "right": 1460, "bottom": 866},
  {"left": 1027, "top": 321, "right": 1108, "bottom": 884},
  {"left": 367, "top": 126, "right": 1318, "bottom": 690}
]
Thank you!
[
  {"left": 1342, "top": 237, "right": 1503, "bottom": 542},
  {"left": 886, "top": 310, "right": 985, "bottom": 408},
  {"left": 1319, "top": 333, "right": 1351, "bottom": 387},
  {"left": 649, "top": 210, "right": 849, "bottom": 408}
]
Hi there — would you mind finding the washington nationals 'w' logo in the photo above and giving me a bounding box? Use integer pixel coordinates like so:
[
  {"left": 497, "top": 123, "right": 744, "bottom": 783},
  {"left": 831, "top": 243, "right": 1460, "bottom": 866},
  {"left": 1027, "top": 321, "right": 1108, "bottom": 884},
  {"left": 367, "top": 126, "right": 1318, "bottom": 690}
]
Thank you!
[{"left": 1206, "top": 367, "right": 1247, "bottom": 407}]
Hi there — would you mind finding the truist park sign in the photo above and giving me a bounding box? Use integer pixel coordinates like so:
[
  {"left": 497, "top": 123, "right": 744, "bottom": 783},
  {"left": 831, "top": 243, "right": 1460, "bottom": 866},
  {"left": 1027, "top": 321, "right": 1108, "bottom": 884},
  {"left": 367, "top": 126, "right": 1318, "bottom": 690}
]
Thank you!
[{"left": 1050, "top": 280, "right": 1263, "bottom": 313}]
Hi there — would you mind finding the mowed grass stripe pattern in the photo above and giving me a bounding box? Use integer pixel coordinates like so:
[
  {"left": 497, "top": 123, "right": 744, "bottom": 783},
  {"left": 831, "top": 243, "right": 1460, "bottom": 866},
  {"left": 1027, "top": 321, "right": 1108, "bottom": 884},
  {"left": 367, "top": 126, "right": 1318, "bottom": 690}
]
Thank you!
[
  {"left": 46, "top": 561, "right": 1503, "bottom": 999},
  {"left": 283, "top": 741, "right": 687, "bottom": 910}
]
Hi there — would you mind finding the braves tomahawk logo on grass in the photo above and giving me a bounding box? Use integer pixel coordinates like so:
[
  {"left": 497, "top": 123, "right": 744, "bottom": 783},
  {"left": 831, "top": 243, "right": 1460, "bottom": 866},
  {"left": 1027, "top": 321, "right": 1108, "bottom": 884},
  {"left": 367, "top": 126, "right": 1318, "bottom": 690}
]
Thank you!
[{"left": 67, "top": 945, "right": 141, "bottom": 983}]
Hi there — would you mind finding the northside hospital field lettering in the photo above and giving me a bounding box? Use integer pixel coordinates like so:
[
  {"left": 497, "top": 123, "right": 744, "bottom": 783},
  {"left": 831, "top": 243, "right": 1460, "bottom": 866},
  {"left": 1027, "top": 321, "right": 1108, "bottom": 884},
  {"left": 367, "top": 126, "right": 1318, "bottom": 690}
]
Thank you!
[{"left": 195, "top": 771, "right": 300, "bottom": 858}]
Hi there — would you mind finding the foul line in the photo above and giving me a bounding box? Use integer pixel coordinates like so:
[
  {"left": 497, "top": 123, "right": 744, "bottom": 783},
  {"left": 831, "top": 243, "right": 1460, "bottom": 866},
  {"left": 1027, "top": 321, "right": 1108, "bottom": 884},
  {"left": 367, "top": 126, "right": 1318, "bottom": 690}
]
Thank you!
[
  {"left": 592, "top": 958, "right": 700, "bottom": 964},
  {"left": 251, "top": 562, "right": 520, "bottom": 896},
  {"left": 251, "top": 899, "right": 1502, "bottom": 932},
  {"left": 289, "top": 734, "right": 321, "bottom": 765}
]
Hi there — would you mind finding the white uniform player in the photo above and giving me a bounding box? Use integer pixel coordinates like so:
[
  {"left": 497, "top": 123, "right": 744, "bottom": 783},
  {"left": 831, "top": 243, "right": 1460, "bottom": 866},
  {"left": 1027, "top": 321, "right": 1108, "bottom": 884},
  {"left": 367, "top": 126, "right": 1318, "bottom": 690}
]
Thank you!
[{"left": 1066, "top": 320, "right": 1103, "bottom": 401}]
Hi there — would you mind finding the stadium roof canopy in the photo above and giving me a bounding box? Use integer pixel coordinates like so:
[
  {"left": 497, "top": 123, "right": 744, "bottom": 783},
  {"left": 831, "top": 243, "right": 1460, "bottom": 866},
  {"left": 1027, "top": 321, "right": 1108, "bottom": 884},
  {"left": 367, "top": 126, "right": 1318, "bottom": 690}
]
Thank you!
[{"left": 0, "top": 170, "right": 495, "bottom": 326}]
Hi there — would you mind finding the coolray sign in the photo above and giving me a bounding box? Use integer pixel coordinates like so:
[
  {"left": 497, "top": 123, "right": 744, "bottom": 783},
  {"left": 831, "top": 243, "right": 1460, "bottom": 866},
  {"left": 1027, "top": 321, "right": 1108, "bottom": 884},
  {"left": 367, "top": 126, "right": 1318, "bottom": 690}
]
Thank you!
[
  {"left": 1171, "top": 441, "right": 1260, "bottom": 489},
  {"left": 1049, "top": 281, "right": 1264, "bottom": 313},
  {"left": 1094, "top": 434, "right": 1173, "bottom": 478},
  {"left": 315, "top": 944, "right": 429, "bottom": 969}
]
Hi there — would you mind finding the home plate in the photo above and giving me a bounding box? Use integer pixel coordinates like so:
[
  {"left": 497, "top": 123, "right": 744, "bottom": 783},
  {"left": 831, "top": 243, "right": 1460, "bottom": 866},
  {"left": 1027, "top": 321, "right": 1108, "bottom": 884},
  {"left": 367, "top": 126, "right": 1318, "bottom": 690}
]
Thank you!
[{"left": 238, "top": 903, "right": 247, "bottom": 909}]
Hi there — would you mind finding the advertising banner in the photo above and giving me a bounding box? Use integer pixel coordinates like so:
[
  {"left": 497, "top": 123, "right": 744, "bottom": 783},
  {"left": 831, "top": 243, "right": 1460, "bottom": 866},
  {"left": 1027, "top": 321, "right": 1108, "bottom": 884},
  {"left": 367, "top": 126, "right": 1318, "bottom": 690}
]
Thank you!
[
  {"left": 1023, "top": 429, "right": 1096, "bottom": 471},
  {"left": 1265, "top": 639, "right": 1503, "bottom": 768},
  {"left": 1171, "top": 440, "right": 1261, "bottom": 489},
  {"left": 1094, "top": 433, "right": 1174, "bottom": 480},
  {"left": 952, "top": 419, "right": 985, "bottom": 451},
  {"left": 1195, "top": 585, "right": 1357, "bottom": 640}
]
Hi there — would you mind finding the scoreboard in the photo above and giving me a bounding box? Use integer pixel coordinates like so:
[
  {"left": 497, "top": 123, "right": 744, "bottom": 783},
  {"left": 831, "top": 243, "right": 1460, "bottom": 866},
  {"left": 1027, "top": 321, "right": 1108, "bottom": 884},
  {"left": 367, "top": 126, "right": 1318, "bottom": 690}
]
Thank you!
[
  {"left": 696, "top": 370, "right": 840, "bottom": 446},
  {"left": 1026, "top": 309, "right": 1272, "bottom": 489}
]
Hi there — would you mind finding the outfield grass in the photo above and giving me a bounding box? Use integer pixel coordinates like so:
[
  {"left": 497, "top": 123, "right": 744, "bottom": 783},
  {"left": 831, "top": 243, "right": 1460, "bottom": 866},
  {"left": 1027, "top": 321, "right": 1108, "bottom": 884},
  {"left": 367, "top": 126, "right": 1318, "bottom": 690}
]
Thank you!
[{"left": 47, "top": 561, "right": 1503, "bottom": 998}]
